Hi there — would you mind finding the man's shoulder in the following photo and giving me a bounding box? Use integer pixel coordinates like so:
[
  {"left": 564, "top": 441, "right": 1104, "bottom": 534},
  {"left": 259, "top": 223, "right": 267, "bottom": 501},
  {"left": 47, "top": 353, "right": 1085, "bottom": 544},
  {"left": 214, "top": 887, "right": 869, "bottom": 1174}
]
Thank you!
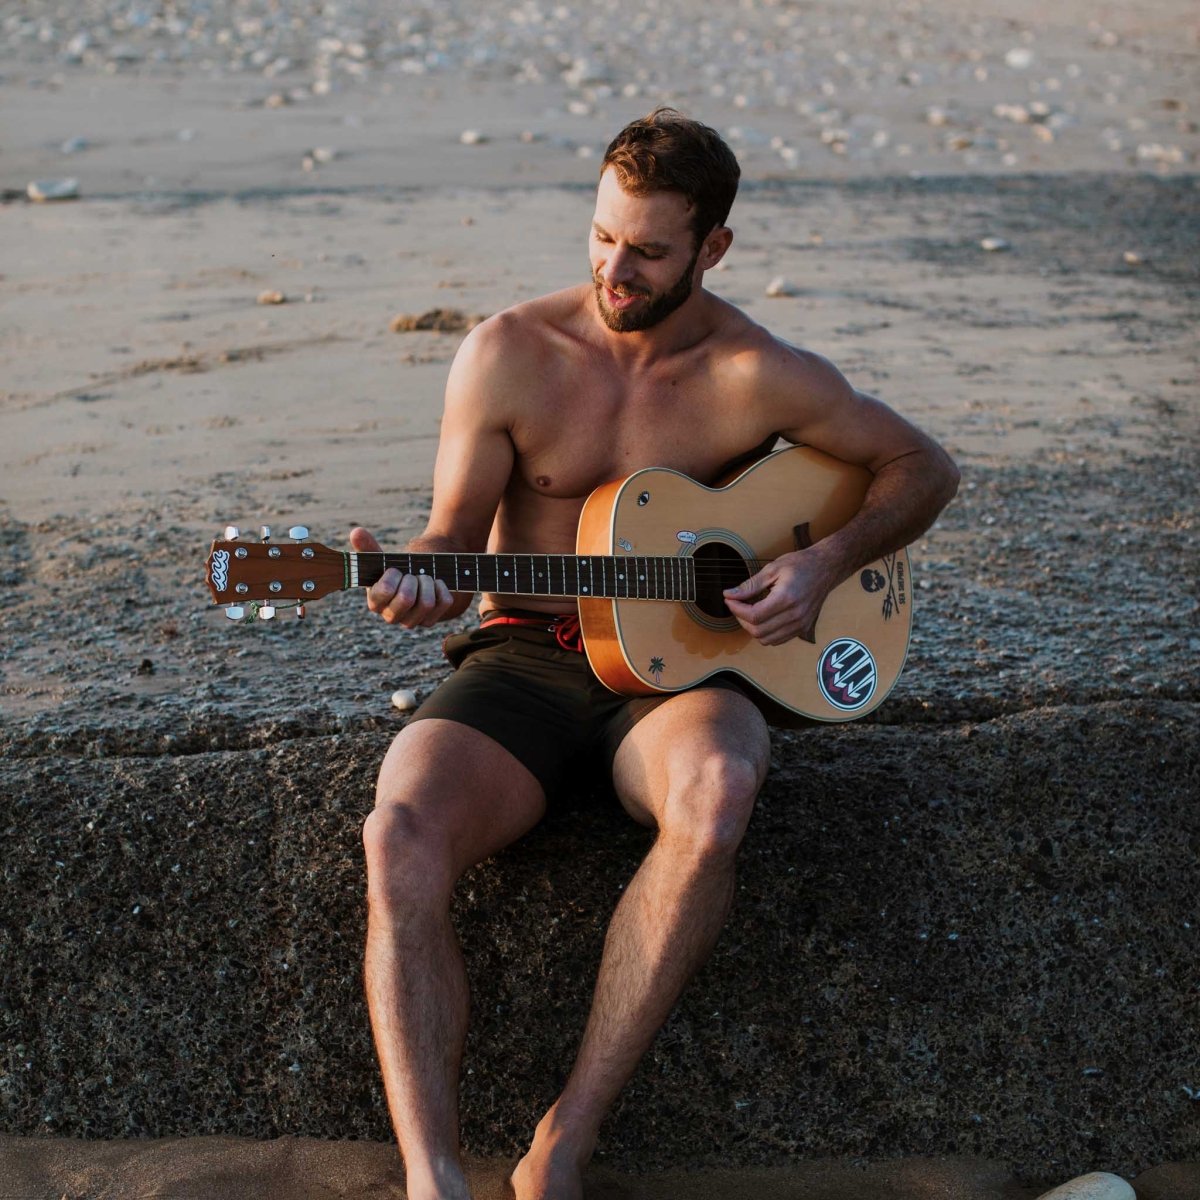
[
  {"left": 464, "top": 287, "right": 590, "bottom": 359},
  {"left": 705, "top": 296, "right": 829, "bottom": 377}
]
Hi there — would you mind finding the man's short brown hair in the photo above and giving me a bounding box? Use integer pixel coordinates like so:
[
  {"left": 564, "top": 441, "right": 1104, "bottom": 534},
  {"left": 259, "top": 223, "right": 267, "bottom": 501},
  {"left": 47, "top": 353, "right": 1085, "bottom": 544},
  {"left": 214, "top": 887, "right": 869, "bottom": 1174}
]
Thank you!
[{"left": 601, "top": 108, "right": 741, "bottom": 247}]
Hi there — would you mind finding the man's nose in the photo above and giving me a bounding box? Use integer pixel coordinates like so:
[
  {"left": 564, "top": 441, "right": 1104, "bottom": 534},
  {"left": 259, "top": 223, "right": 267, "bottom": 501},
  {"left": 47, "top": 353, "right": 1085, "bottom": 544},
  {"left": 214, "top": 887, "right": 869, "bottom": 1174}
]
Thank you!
[{"left": 601, "top": 245, "right": 635, "bottom": 287}]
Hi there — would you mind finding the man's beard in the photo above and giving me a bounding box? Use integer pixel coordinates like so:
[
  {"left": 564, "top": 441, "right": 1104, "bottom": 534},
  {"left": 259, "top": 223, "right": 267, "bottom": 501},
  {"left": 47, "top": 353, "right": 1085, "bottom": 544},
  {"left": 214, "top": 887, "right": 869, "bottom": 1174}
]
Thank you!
[{"left": 592, "top": 248, "right": 700, "bottom": 333}]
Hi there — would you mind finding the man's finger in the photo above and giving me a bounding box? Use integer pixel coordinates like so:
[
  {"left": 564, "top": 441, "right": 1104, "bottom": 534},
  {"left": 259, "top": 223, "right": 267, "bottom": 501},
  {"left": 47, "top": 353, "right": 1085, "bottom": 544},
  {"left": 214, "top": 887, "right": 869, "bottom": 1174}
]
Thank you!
[
  {"left": 723, "top": 569, "right": 770, "bottom": 601},
  {"left": 349, "top": 526, "right": 383, "bottom": 553}
]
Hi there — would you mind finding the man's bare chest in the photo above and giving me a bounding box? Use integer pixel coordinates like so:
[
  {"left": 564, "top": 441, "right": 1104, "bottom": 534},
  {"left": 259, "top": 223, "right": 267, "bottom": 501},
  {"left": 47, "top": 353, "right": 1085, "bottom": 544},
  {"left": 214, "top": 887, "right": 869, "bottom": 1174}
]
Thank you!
[{"left": 512, "top": 377, "right": 766, "bottom": 501}]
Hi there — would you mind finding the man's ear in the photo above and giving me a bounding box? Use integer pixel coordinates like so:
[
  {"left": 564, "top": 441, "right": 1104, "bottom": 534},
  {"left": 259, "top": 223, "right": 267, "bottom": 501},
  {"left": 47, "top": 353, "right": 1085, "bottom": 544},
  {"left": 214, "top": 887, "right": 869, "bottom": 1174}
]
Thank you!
[{"left": 700, "top": 225, "right": 733, "bottom": 271}]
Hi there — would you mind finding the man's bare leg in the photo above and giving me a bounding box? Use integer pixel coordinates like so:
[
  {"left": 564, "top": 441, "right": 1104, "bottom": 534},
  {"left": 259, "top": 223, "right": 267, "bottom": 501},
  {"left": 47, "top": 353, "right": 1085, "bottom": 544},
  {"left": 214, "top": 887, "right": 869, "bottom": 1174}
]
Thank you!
[
  {"left": 364, "top": 718, "right": 546, "bottom": 1200},
  {"left": 511, "top": 689, "right": 770, "bottom": 1200}
]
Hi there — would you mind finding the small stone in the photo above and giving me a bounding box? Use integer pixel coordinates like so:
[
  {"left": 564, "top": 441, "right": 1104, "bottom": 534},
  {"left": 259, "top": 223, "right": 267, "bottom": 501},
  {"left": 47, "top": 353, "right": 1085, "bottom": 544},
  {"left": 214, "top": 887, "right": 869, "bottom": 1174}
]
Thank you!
[
  {"left": 311, "top": 146, "right": 337, "bottom": 164},
  {"left": 1034, "top": 1172, "right": 1135, "bottom": 1200},
  {"left": 1032, "top": 124, "right": 1055, "bottom": 143},
  {"left": 925, "top": 106, "right": 950, "bottom": 127},
  {"left": 1123, "top": 251, "right": 1143, "bottom": 266},
  {"left": 63, "top": 32, "right": 90, "bottom": 61},
  {"left": 60, "top": 137, "right": 89, "bottom": 155},
  {"left": 27, "top": 178, "right": 80, "bottom": 202},
  {"left": 994, "top": 102, "right": 1031, "bottom": 123},
  {"left": 1136, "top": 142, "right": 1184, "bottom": 164},
  {"left": 391, "top": 688, "right": 419, "bottom": 713},
  {"left": 1005, "top": 47, "right": 1034, "bottom": 70},
  {"left": 257, "top": 290, "right": 286, "bottom": 305},
  {"left": 765, "top": 277, "right": 799, "bottom": 298},
  {"left": 264, "top": 92, "right": 289, "bottom": 108},
  {"left": 980, "top": 236, "right": 1010, "bottom": 252},
  {"left": 459, "top": 129, "right": 487, "bottom": 145}
]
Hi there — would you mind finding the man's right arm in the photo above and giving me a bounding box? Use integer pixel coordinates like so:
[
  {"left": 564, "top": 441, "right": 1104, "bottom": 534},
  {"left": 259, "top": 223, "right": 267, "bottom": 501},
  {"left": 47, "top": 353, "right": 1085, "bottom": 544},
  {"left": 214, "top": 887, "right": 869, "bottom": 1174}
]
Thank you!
[{"left": 358, "top": 315, "right": 522, "bottom": 629}]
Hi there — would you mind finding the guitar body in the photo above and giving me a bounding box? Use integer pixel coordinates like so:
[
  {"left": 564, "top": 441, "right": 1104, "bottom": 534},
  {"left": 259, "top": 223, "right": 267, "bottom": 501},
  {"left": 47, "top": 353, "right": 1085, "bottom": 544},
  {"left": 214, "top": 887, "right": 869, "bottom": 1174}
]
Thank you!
[{"left": 576, "top": 446, "right": 911, "bottom": 722}]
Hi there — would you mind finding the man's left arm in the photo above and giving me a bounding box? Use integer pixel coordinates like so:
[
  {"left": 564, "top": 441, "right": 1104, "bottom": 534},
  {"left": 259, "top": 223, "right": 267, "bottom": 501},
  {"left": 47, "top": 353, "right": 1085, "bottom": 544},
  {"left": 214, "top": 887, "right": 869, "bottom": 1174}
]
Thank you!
[{"left": 724, "top": 349, "right": 959, "bottom": 645}]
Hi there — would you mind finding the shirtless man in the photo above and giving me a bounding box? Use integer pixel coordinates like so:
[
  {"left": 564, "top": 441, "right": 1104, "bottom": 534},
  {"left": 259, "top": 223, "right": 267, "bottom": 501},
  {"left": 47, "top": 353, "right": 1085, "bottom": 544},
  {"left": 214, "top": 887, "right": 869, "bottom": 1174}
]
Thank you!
[{"left": 355, "top": 109, "right": 958, "bottom": 1200}]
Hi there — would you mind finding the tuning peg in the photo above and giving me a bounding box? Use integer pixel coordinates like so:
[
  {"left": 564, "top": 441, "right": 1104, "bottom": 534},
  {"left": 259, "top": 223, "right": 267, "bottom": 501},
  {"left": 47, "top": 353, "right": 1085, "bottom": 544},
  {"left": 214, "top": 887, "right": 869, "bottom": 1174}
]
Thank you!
[
  {"left": 225, "top": 605, "right": 247, "bottom": 621},
  {"left": 260, "top": 525, "right": 272, "bottom": 543},
  {"left": 224, "top": 525, "right": 241, "bottom": 541},
  {"left": 289, "top": 525, "right": 310, "bottom": 542},
  {"left": 258, "top": 604, "right": 277, "bottom": 620},
  {"left": 295, "top": 604, "right": 307, "bottom": 619}
]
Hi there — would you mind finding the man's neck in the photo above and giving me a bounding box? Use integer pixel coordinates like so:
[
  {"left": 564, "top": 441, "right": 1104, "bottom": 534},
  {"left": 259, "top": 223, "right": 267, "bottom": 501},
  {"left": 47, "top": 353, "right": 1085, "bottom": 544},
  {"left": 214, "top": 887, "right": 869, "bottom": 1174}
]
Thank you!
[{"left": 589, "top": 288, "right": 718, "bottom": 367}]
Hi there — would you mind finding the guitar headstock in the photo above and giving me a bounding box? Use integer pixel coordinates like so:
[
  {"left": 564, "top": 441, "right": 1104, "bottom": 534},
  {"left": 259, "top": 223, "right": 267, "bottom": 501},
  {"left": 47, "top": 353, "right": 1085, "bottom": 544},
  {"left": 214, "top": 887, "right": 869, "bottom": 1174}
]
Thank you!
[{"left": 205, "top": 525, "right": 344, "bottom": 621}]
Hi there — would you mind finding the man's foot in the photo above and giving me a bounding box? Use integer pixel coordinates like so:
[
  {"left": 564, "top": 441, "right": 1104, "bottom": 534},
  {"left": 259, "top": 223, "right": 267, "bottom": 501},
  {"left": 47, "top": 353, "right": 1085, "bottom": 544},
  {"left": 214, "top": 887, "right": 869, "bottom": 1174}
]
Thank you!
[
  {"left": 404, "top": 1158, "right": 473, "bottom": 1200},
  {"left": 509, "top": 1148, "right": 583, "bottom": 1200},
  {"left": 509, "top": 1113, "right": 594, "bottom": 1200}
]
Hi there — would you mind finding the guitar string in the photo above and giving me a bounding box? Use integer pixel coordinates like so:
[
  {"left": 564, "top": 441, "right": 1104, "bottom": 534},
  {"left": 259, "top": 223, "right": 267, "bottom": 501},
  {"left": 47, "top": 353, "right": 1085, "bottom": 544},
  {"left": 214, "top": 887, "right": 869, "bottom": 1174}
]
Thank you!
[{"left": 355, "top": 552, "right": 778, "bottom": 573}]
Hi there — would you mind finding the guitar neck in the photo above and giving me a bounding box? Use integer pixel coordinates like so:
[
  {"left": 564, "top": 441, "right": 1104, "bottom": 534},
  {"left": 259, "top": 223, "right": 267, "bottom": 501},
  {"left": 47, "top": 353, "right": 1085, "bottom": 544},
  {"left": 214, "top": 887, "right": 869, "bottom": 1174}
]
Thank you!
[{"left": 350, "top": 551, "right": 696, "bottom": 602}]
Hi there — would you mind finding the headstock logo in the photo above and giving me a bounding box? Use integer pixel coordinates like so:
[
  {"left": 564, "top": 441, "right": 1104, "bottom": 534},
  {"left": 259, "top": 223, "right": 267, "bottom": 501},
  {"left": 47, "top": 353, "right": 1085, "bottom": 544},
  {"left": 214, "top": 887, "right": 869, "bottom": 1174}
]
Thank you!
[
  {"left": 817, "top": 638, "right": 877, "bottom": 711},
  {"left": 210, "top": 549, "right": 230, "bottom": 592}
]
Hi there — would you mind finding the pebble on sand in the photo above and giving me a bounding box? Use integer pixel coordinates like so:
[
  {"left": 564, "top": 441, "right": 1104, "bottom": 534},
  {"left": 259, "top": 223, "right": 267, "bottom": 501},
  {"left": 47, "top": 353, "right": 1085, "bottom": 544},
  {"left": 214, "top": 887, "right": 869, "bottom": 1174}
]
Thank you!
[
  {"left": 765, "top": 277, "right": 800, "bottom": 297},
  {"left": 459, "top": 129, "right": 488, "bottom": 145},
  {"left": 256, "top": 290, "right": 286, "bottom": 305},
  {"left": 301, "top": 147, "right": 338, "bottom": 171},
  {"left": 1034, "top": 1171, "right": 1136, "bottom": 1200},
  {"left": 980, "top": 236, "right": 1011, "bottom": 252},
  {"left": 27, "top": 178, "right": 80, "bottom": 202},
  {"left": 391, "top": 688, "right": 419, "bottom": 713}
]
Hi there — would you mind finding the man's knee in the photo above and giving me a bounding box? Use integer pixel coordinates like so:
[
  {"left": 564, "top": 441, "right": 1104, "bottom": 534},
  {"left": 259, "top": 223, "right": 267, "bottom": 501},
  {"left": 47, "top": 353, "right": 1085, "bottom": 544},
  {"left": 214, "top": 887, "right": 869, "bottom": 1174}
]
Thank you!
[
  {"left": 659, "top": 749, "right": 765, "bottom": 862},
  {"left": 363, "top": 804, "right": 455, "bottom": 909}
]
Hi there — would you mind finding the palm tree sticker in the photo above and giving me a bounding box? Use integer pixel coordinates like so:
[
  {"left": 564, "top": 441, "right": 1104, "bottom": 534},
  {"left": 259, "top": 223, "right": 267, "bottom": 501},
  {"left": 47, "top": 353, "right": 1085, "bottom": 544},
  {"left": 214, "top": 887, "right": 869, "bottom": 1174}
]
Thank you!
[{"left": 649, "top": 656, "right": 665, "bottom": 684}]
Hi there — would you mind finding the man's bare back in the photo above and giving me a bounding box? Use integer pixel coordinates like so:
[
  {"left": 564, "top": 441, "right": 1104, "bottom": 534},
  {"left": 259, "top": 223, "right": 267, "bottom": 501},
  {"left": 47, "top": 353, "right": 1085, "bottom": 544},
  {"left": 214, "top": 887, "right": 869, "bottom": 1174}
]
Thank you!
[{"left": 356, "top": 110, "right": 959, "bottom": 1200}]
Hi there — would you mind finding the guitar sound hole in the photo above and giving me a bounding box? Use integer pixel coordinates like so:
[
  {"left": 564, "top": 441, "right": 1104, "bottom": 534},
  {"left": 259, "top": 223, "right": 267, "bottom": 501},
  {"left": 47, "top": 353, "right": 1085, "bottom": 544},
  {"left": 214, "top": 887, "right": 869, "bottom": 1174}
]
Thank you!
[{"left": 693, "top": 541, "right": 751, "bottom": 619}]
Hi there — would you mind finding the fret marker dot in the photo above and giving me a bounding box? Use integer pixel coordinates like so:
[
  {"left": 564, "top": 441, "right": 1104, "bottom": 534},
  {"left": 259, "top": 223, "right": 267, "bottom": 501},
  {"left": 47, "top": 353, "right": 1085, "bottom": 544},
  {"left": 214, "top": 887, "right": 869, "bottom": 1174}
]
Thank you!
[
  {"left": 582, "top": 587, "right": 589, "bottom": 593},
  {"left": 465, "top": 569, "right": 471, "bottom": 576},
  {"left": 618, "top": 574, "right": 624, "bottom": 580},
  {"left": 503, "top": 570, "right": 510, "bottom": 577}
]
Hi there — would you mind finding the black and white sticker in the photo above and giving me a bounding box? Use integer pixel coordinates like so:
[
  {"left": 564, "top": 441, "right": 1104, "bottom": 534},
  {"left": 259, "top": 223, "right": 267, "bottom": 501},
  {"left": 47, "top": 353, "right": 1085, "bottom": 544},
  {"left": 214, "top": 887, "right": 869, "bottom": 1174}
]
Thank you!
[{"left": 817, "top": 637, "right": 877, "bottom": 711}]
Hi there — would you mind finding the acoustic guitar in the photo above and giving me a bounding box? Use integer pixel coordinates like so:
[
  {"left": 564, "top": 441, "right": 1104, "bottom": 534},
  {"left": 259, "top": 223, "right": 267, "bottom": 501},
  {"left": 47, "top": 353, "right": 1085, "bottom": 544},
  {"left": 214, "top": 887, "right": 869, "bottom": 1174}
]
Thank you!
[{"left": 204, "top": 445, "right": 911, "bottom": 722}]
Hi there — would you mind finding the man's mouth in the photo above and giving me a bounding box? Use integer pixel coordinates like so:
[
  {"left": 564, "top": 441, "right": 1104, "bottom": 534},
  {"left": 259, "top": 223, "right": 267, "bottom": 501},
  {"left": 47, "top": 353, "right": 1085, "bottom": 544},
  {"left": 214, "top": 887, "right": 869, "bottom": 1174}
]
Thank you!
[{"left": 604, "top": 286, "right": 645, "bottom": 310}]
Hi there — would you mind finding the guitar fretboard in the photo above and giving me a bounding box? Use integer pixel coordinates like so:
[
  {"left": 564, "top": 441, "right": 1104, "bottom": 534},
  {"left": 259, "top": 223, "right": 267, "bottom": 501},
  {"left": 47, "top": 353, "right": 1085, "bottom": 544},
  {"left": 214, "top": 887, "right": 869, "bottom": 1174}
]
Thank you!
[{"left": 349, "top": 552, "right": 696, "bottom": 601}]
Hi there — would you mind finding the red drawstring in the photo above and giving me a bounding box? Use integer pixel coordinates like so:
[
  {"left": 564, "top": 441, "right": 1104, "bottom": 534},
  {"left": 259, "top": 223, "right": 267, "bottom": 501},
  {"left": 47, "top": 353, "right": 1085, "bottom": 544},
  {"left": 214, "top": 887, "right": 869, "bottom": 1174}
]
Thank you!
[
  {"left": 553, "top": 614, "right": 582, "bottom": 653},
  {"left": 480, "top": 612, "right": 584, "bottom": 653}
]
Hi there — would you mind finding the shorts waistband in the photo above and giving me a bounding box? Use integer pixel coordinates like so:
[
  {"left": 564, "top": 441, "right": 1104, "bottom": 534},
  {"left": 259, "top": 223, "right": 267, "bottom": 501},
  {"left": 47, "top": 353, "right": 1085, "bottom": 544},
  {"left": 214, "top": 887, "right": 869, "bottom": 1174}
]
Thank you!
[{"left": 479, "top": 607, "right": 584, "bottom": 653}]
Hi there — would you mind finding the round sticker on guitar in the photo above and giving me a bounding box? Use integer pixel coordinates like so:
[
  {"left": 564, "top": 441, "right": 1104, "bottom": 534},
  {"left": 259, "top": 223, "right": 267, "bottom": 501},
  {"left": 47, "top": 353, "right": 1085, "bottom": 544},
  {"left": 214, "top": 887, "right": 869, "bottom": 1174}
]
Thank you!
[{"left": 817, "top": 637, "right": 878, "bottom": 712}]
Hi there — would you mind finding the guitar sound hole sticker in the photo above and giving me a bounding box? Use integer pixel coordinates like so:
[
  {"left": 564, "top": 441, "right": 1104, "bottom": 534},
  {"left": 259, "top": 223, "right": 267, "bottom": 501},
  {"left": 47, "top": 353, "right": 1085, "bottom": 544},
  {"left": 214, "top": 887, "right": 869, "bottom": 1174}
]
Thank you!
[{"left": 817, "top": 638, "right": 878, "bottom": 711}]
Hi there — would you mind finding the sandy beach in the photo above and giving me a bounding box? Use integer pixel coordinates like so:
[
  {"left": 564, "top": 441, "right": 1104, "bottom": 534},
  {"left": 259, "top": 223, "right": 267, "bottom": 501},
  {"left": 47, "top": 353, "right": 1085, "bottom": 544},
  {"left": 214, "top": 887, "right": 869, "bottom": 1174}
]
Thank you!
[{"left": 2, "top": 0, "right": 1198, "bottom": 1196}]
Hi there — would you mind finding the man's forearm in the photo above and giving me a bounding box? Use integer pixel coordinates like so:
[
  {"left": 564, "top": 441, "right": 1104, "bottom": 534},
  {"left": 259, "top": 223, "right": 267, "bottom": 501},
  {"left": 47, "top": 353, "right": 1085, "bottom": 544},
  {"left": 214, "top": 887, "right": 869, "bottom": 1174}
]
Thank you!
[{"left": 809, "top": 446, "right": 959, "bottom": 585}]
